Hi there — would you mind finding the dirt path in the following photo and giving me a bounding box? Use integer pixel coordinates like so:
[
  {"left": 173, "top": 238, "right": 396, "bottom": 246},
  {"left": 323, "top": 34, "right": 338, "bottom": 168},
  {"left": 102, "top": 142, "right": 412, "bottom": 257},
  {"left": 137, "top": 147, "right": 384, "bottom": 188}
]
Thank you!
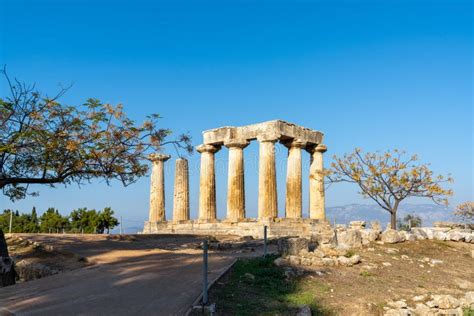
[{"left": 0, "top": 234, "right": 260, "bottom": 315}]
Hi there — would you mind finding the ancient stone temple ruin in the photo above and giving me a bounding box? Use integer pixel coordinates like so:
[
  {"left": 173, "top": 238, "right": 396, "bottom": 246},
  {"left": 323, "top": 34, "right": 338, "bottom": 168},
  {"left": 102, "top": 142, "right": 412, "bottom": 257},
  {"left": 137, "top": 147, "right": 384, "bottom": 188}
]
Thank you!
[{"left": 143, "top": 120, "right": 330, "bottom": 238}]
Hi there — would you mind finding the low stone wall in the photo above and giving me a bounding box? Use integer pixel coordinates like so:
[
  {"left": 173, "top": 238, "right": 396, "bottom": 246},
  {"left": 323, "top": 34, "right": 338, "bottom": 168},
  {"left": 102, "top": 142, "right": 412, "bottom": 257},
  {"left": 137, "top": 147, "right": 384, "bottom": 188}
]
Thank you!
[
  {"left": 332, "top": 221, "right": 474, "bottom": 246},
  {"left": 143, "top": 218, "right": 333, "bottom": 239}
]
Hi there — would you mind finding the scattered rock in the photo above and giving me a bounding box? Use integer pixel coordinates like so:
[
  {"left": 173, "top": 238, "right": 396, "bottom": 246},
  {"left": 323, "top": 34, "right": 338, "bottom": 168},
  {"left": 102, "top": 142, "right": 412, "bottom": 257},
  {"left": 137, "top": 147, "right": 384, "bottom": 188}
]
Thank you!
[
  {"left": 337, "top": 256, "right": 353, "bottom": 267},
  {"left": 296, "top": 304, "right": 311, "bottom": 316},
  {"left": 411, "top": 228, "right": 428, "bottom": 240},
  {"left": 430, "top": 295, "right": 460, "bottom": 309},
  {"left": 462, "top": 291, "right": 474, "bottom": 308},
  {"left": 371, "top": 220, "right": 382, "bottom": 232},
  {"left": 243, "top": 273, "right": 255, "bottom": 281},
  {"left": 381, "top": 229, "right": 403, "bottom": 244},
  {"left": 382, "top": 262, "right": 392, "bottom": 267},
  {"left": 403, "top": 232, "right": 416, "bottom": 242},
  {"left": 349, "top": 221, "right": 366, "bottom": 230},
  {"left": 338, "top": 229, "right": 363, "bottom": 249},
  {"left": 312, "top": 249, "right": 325, "bottom": 258},
  {"left": 288, "top": 255, "right": 301, "bottom": 266},
  {"left": 385, "top": 248, "right": 399, "bottom": 254},
  {"left": 412, "top": 294, "right": 427, "bottom": 302},
  {"left": 322, "top": 258, "right": 336, "bottom": 266},
  {"left": 361, "top": 229, "right": 380, "bottom": 245},
  {"left": 447, "top": 231, "right": 465, "bottom": 242},
  {"left": 387, "top": 300, "right": 408, "bottom": 309},
  {"left": 273, "top": 257, "right": 288, "bottom": 267},
  {"left": 434, "top": 231, "right": 448, "bottom": 240},
  {"left": 300, "top": 257, "right": 312, "bottom": 266},
  {"left": 413, "top": 303, "right": 430, "bottom": 315}
]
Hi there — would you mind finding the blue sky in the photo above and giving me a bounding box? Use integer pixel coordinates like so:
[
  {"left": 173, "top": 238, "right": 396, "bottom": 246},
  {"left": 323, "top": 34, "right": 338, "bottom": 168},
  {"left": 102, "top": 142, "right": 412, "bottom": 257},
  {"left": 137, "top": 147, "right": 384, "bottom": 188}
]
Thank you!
[{"left": 1, "top": 0, "right": 472, "bottom": 230}]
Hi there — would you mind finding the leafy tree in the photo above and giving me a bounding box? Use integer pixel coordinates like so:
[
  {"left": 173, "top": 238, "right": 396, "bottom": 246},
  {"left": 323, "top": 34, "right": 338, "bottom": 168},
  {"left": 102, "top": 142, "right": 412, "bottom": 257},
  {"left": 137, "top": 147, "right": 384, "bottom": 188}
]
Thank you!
[
  {"left": 454, "top": 202, "right": 473, "bottom": 223},
  {"left": 330, "top": 148, "right": 453, "bottom": 229},
  {"left": 30, "top": 206, "right": 39, "bottom": 232},
  {"left": 97, "top": 207, "right": 119, "bottom": 234},
  {"left": 39, "top": 208, "right": 69, "bottom": 233},
  {"left": 398, "top": 214, "right": 422, "bottom": 231},
  {"left": 70, "top": 208, "right": 100, "bottom": 233},
  {"left": 0, "top": 69, "right": 192, "bottom": 201}
]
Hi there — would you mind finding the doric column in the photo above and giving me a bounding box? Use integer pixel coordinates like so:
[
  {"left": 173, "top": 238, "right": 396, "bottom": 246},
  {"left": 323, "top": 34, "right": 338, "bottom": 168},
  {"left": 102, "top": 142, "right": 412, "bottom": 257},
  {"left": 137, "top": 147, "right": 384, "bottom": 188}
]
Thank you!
[
  {"left": 148, "top": 154, "right": 171, "bottom": 222},
  {"left": 258, "top": 135, "right": 278, "bottom": 219},
  {"left": 173, "top": 158, "right": 190, "bottom": 222},
  {"left": 285, "top": 139, "right": 306, "bottom": 218},
  {"left": 197, "top": 144, "right": 221, "bottom": 221},
  {"left": 308, "top": 144, "right": 327, "bottom": 220},
  {"left": 224, "top": 139, "right": 249, "bottom": 221}
]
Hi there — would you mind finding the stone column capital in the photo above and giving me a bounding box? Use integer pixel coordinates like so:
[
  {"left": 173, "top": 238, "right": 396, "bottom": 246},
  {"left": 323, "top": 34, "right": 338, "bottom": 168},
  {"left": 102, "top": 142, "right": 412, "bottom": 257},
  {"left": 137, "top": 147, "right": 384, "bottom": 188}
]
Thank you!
[
  {"left": 315, "top": 144, "right": 327, "bottom": 153},
  {"left": 224, "top": 139, "right": 250, "bottom": 149},
  {"left": 148, "top": 153, "right": 171, "bottom": 162},
  {"left": 196, "top": 144, "right": 221, "bottom": 154},
  {"left": 306, "top": 144, "right": 327, "bottom": 154},
  {"left": 257, "top": 134, "right": 280, "bottom": 143},
  {"left": 282, "top": 139, "right": 307, "bottom": 149}
]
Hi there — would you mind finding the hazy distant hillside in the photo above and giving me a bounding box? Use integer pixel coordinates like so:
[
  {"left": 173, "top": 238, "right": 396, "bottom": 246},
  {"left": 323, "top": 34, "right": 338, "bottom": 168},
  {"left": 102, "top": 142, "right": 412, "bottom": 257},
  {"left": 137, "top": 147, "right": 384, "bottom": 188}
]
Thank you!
[{"left": 327, "top": 204, "right": 456, "bottom": 227}]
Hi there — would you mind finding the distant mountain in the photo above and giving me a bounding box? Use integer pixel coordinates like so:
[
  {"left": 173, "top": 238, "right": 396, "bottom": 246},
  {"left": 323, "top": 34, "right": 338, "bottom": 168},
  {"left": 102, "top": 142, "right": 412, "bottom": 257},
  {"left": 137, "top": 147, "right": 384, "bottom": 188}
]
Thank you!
[{"left": 326, "top": 203, "right": 456, "bottom": 227}]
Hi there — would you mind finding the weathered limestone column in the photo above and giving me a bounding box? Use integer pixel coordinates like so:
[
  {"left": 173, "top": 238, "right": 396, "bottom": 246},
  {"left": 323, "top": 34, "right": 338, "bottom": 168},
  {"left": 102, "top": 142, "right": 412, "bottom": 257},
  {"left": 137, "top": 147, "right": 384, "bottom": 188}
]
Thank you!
[
  {"left": 258, "top": 135, "right": 278, "bottom": 219},
  {"left": 173, "top": 158, "right": 190, "bottom": 222},
  {"left": 308, "top": 144, "right": 327, "bottom": 220},
  {"left": 285, "top": 139, "right": 306, "bottom": 218},
  {"left": 224, "top": 139, "right": 249, "bottom": 221},
  {"left": 148, "top": 153, "right": 171, "bottom": 222},
  {"left": 197, "top": 144, "right": 221, "bottom": 221}
]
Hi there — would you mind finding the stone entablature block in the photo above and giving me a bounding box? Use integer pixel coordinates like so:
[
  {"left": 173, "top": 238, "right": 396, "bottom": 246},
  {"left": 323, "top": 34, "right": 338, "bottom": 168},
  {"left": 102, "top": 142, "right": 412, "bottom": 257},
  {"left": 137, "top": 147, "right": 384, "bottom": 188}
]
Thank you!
[{"left": 203, "top": 120, "right": 323, "bottom": 147}]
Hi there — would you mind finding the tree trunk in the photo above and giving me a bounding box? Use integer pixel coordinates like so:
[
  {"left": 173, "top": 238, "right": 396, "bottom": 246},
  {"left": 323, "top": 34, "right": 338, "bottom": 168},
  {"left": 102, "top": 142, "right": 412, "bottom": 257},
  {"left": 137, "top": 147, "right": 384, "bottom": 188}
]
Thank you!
[
  {"left": 0, "top": 229, "right": 16, "bottom": 287},
  {"left": 390, "top": 211, "right": 397, "bottom": 230}
]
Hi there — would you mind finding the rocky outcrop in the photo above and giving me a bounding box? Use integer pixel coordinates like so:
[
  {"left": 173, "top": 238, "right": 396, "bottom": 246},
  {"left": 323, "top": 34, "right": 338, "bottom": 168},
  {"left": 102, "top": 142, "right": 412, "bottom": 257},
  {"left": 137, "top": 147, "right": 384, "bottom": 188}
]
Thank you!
[{"left": 15, "top": 260, "right": 59, "bottom": 282}]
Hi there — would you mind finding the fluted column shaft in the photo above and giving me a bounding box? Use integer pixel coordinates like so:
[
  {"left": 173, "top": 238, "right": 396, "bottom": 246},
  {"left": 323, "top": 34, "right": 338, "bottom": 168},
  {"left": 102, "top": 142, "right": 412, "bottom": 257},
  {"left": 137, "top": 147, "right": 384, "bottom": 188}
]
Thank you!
[
  {"left": 148, "top": 154, "right": 171, "bottom": 222},
  {"left": 225, "top": 140, "right": 249, "bottom": 221},
  {"left": 173, "top": 158, "right": 190, "bottom": 222},
  {"left": 285, "top": 140, "right": 306, "bottom": 218},
  {"left": 197, "top": 144, "right": 221, "bottom": 221},
  {"left": 258, "top": 136, "right": 278, "bottom": 219},
  {"left": 308, "top": 144, "right": 327, "bottom": 220}
]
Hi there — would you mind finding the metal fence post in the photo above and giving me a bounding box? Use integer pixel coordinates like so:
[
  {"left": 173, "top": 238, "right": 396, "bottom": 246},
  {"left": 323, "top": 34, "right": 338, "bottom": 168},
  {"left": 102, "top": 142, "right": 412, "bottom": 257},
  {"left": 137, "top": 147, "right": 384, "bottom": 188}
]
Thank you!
[
  {"left": 9, "top": 211, "right": 13, "bottom": 233},
  {"left": 202, "top": 239, "right": 209, "bottom": 306},
  {"left": 263, "top": 225, "right": 268, "bottom": 257}
]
